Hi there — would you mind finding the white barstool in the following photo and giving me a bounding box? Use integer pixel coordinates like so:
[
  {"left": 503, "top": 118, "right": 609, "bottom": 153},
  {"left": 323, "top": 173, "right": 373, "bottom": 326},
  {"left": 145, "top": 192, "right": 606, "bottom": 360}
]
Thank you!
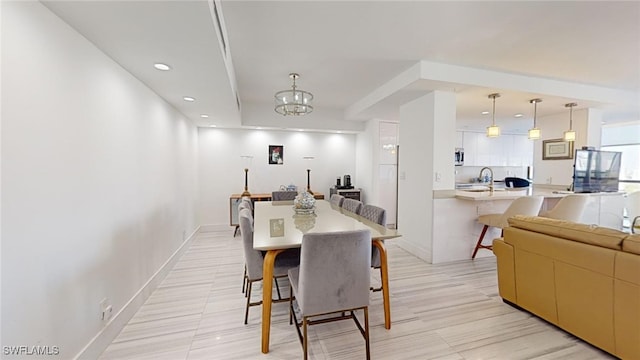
[
  {"left": 539, "top": 194, "right": 589, "bottom": 222},
  {"left": 627, "top": 191, "right": 640, "bottom": 233},
  {"left": 472, "top": 196, "right": 544, "bottom": 259}
]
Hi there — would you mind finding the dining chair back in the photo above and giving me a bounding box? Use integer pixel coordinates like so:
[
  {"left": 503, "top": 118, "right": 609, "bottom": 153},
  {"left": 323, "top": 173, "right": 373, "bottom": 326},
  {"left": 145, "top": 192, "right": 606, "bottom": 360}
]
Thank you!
[
  {"left": 359, "top": 204, "right": 387, "bottom": 226},
  {"left": 272, "top": 191, "right": 297, "bottom": 201},
  {"left": 540, "top": 194, "right": 588, "bottom": 222},
  {"left": 341, "top": 198, "right": 363, "bottom": 214},
  {"left": 330, "top": 194, "right": 345, "bottom": 207},
  {"left": 238, "top": 200, "right": 251, "bottom": 213},
  {"left": 240, "top": 196, "right": 253, "bottom": 211},
  {"left": 358, "top": 204, "right": 387, "bottom": 293},
  {"left": 288, "top": 229, "right": 372, "bottom": 359},
  {"left": 239, "top": 208, "right": 299, "bottom": 324},
  {"left": 472, "top": 196, "right": 544, "bottom": 259}
]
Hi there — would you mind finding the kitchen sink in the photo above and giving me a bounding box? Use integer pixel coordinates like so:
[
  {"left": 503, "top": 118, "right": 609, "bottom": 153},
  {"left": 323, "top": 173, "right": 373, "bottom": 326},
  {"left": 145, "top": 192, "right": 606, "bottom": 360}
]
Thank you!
[{"left": 458, "top": 187, "right": 507, "bottom": 193}]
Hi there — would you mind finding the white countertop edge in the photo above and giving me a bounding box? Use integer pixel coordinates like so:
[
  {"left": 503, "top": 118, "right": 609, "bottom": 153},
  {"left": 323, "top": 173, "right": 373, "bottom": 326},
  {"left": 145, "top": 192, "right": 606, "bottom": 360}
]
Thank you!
[{"left": 433, "top": 187, "right": 625, "bottom": 201}]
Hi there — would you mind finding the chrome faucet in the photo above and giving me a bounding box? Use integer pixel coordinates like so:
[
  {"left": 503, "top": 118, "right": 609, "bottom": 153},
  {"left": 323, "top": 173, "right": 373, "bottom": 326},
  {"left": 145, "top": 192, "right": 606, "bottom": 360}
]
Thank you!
[{"left": 479, "top": 167, "right": 494, "bottom": 194}]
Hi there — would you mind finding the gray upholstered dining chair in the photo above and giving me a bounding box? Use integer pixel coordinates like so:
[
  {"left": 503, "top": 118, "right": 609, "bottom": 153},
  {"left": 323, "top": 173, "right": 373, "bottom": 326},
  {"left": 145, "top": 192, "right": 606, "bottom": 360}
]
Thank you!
[
  {"left": 236, "top": 197, "right": 254, "bottom": 238},
  {"left": 271, "top": 191, "right": 297, "bottom": 201},
  {"left": 539, "top": 194, "right": 588, "bottom": 222},
  {"left": 239, "top": 208, "right": 299, "bottom": 324},
  {"left": 240, "top": 196, "right": 253, "bottom": 211},
  {"left": 330, "top": 194, "right": 345, "bottom": 207},
  {"left": 472, "top": 196, "right": 544, "bottom": 259},
  {"left": 288, "top": 229, "right": 372, "bottom": 360},
  {"left": 341, "top": 198, "right": 363, "bottom": 214},
  {"left": 358, "top": 204, "right": 387, "bottom": 293},
  {"left": 239, "top": 197, "right": 254, "bottom": 293}
]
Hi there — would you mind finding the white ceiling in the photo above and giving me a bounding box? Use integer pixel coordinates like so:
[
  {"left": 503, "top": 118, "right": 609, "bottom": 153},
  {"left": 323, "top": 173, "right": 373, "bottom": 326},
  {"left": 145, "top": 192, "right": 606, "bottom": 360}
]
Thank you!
[{"left": 43, "top": 1, "right": 640, "bottom": 134}]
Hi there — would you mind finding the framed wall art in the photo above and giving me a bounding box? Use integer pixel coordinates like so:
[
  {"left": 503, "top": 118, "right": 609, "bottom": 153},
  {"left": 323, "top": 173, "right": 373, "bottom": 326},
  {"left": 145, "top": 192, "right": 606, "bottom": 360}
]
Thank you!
[
  {"left": 542, "top": 138, "right": 574, "bottom": 160},
  {"left": 268, "top": 145, "right": 284, "bottom": 164}
]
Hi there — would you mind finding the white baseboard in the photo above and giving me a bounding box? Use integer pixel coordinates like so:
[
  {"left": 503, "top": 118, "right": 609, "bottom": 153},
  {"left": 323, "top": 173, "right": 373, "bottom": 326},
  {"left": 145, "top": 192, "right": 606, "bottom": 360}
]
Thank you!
[{"left": 73, "top": 226, "right": 200, "bottom": 360}]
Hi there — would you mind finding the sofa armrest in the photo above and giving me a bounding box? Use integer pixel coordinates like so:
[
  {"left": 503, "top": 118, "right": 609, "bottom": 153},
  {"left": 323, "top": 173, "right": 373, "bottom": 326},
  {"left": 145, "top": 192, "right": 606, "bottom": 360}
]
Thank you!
[{"left": 493, "top": 238, "right": 516, "bottom": 303}]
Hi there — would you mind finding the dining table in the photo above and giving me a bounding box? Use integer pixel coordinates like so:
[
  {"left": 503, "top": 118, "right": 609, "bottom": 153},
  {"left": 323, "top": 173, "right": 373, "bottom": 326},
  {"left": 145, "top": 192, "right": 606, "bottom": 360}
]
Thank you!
[{"left": 253, "top": 200, "right": 402, "bottom": 354}]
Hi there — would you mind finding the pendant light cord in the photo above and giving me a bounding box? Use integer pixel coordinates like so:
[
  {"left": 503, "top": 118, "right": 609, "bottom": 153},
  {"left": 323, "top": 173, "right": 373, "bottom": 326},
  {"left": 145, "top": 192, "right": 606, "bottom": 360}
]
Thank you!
[
  {"left": 565, "top": 102, "right": 577, "bottom": 130},
  {"left": 492, "top": 96, "right": 496, "bottom": 126}
]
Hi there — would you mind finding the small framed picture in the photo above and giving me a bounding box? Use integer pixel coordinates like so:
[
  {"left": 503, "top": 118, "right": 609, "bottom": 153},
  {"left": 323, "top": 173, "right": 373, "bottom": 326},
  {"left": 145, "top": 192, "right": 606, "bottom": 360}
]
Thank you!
[
  {"left": 269, "top": 145, "right": 284, "bottom": 165},
  {"left": 542, "top": 138, "right": 574, "bottom": 160}
]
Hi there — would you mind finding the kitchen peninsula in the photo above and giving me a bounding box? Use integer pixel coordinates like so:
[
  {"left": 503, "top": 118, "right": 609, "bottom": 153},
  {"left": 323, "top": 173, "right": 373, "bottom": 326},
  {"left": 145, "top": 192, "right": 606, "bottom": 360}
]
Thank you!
[{"left": 431, "top": 186, "right": 625, "bottom": 263}]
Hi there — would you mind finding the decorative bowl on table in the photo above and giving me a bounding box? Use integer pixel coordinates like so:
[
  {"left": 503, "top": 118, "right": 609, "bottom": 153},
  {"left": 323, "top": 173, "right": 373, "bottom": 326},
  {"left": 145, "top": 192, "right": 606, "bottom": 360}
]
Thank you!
[
  {"left": 293, "top": 190, "right": 316, "bottom": 215},
  {"left": 293, "top": 213, "right": 317, "bottom": 233}
]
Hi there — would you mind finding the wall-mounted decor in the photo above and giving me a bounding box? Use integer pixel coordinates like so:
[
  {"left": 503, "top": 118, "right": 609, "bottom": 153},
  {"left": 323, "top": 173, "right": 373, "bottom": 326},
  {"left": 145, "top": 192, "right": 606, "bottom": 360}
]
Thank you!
[
  {"left": 542, "top": 138, "right": 574, "bottom": 160},
  {"left": 269, "top": 145, "right": 284, "bottom": 164}
]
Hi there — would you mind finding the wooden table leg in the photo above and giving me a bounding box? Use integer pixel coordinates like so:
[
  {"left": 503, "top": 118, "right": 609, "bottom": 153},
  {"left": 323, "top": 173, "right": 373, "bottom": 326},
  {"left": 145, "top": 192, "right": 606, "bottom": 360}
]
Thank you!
[
  {"left": 373, "top": 240, "right": 391, "bottom": 329},
  {"left": 261, "top": 249, "right": 284, "bottom": 353}
]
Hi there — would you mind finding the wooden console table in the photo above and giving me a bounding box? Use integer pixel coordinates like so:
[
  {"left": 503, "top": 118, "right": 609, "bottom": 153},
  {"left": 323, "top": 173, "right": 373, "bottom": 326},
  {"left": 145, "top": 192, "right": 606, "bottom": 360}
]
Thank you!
[{"left": 229, "top": 192, "right": 324, "bottom": 236}]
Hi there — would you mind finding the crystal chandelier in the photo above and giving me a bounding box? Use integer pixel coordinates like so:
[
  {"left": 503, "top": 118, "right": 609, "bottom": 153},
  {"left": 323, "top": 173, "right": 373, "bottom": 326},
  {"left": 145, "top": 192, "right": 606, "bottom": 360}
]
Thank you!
[{"left": 274, "top": 73, "right": 313, "bottom": 116}]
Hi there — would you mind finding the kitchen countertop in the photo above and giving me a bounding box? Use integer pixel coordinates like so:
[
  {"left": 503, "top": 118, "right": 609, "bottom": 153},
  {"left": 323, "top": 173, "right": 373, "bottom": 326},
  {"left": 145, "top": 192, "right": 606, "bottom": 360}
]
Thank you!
[
  {"left": 454, "top": 187, "right": 560, "bottom": 201},
  {"left": 434, "top": 185, "right": 625, "bottom": 201}
]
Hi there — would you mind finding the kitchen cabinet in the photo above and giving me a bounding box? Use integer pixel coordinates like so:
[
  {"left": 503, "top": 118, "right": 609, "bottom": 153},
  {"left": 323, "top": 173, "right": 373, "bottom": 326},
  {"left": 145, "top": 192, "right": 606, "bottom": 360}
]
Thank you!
[
  {"left": 458, "top": 131, "right": 533, "bottom": 167},
  {"left": 455, "top": 131, "right": 464, "bottom": 149},
  {"left": 461, "top": 131, "right": 477, "bottom": 165}
]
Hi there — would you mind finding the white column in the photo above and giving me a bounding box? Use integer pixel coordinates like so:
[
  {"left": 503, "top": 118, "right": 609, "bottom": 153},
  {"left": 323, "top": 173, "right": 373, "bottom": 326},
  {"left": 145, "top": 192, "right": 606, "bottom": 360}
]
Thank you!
[
  {"left": 397, "top": 91, "right": 456, "bottom": 262},
  {"left": 585, "top": 108, "right": 604, "bottom": 148}
]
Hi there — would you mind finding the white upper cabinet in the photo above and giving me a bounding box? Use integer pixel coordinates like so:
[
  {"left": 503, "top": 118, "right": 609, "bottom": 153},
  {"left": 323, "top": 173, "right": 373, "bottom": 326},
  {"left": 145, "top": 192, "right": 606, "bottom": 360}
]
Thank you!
[
  {"left": 455, "top": 131, "right": 463, "bottom": 148},
  {"left": 458, "top": 131, "right": 533, "bottom": 166},
  {"left": 461, "top": 131, "right": 478, "bottom": 166}
]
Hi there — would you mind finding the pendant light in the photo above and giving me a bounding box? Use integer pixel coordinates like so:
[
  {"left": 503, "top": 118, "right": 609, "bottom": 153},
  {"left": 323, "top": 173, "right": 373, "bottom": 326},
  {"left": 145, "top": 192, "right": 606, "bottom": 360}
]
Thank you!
[
  {"left": 528, "top": 98, "right": 542, "bottom": 140},
  {"left": 486, "top": 93, "right": 501, "bottom": 138},
  {"left": 563, "top": 102, "right": 577, "bottom": 142}
]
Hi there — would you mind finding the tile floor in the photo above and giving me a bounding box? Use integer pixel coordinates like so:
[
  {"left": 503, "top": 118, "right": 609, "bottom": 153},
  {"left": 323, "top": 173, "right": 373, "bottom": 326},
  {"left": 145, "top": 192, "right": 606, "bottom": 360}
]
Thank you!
[{"left": 99, "top": 230, "right": 614, "bottom": 359}]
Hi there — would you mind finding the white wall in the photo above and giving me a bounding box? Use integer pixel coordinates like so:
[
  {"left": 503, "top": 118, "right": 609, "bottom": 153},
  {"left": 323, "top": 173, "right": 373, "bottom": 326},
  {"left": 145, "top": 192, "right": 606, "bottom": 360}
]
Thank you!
[
  {"left": 198, "top": 128, "right": 356, "bottom": 227},
  {"left": 2, "top": 2, "right": 199, "bottom": 358},
  {"left": 356, "top": 120, "right": 377, "bottom": 204},
  {"left": 533, "top": 108, "right": 596, "bottom": 187}
]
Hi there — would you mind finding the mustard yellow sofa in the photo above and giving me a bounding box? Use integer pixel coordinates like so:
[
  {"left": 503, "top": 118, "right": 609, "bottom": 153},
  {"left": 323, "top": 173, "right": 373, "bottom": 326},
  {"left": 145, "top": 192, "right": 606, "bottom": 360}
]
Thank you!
[{"left": 493, "top": 215, "right": 640, "bottom": 359}]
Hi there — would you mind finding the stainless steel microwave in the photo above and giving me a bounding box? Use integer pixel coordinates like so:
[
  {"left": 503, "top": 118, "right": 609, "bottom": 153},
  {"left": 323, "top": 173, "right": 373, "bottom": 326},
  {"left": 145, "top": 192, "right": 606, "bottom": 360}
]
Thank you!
[{"left": 455, "top": 148, "right": 464, "bottom": 166}]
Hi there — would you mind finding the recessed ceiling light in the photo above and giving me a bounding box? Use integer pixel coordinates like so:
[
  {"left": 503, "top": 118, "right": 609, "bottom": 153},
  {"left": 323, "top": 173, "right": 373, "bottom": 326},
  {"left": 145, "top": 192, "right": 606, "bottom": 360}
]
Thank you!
[
  {"left": 256, "top": 127, "right": 262, "bottom": 130},
  {"left": 481, "top": 111, "right": 490, "bottom": 115},
  {"left": 209, "top": 125, "right": 216, "bottom": 128},
  {"left": 183, "top": 96, "right": 195, "bottom": 102},
  {"left": 153, "top": 63, "right": 171, "bottom": 71},
  {"left": 298, "top": 129, "right": 304, "bottom": 132},
  {"left": 337, "top": 131, "right": 342, "bottom": 134},
  {"left": 200, "top": 114, "right": 209, "bottom": 118},
  {"left": 514, "top": 113, "right": 524, "bottom": 118}
]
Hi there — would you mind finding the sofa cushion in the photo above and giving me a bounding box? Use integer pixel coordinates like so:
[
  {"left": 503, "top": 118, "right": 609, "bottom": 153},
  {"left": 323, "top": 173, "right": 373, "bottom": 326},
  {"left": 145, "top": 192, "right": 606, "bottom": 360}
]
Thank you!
[
  {"left": 507, "top": 215, "right": 625, "bottom": 250},
  {"left": 622, "top": 234, "right": 640, "bottom": 255}
]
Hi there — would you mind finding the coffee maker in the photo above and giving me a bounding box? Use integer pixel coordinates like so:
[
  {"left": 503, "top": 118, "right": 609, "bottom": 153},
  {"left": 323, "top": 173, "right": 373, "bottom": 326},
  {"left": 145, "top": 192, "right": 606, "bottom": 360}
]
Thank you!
[
  {"left": 336, "top": 175, "right": 353, "bottom": 189},
  {"left": 343, "top": 175, "right": 351, "bottom": 188}
]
